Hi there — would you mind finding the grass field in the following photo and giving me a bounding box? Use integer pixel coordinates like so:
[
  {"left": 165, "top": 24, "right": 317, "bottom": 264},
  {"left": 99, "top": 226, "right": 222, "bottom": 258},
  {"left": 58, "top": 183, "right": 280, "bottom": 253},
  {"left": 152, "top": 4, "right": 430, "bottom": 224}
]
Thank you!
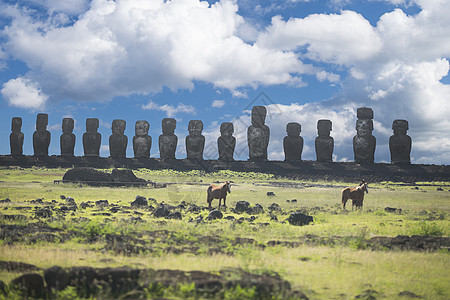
[{"left": 0, "top": 167, "right": 449, "bottom": 299}]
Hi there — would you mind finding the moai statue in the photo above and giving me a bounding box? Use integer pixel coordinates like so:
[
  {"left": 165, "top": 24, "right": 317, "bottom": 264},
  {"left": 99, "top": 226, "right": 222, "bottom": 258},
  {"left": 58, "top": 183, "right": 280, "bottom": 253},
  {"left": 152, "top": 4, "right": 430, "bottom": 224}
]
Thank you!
[
  {"left": 33, "top": 113, "right": 51, "bottom": 156},
  {"left": 186, "top": 120, "right": 205, "bottom": 160},
  {"left": 389, "top": 119, "right": 411, "bottom": 164},
  {"left": 248, "top": 106, "right": 270, "bottom": 161},
  {"left": 109, "top": 119, "right": 127, "bottom": 158},
  {"left": 315, "top": 119, "right": 334, "bottom": 162},
  {"left": 353, "top": 107, "right": 376, "bottom": 164},
  {"left": 218, "top": 122, "right": 236, "bottom": 161},
  {"left": 133, "top": 120, "right": 151, "bottom": 158},
  {"left": 60, "top": 118, "right": 75, "bottom": 156},
  {"left": 159, "top": 118, "right": 177, "bottom": 159},
  {"left": 10, "top": 117, "right": 24, "bottom": 156},
  {"left": 83, "top": 118, "right": 101, "bottom": 157},
  {"left": 283, "top": 122, "right": 303, "bottom": 161}
]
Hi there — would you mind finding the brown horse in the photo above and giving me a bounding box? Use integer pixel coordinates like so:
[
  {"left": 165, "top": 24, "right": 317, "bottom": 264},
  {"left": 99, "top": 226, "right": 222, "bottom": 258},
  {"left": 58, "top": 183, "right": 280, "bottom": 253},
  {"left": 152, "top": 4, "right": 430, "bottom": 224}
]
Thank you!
[
  {"left": 341, "top": 181, "right": 369, "bottom": 210},
  {"left": 207, "top": 181, "right": 231, "bottom": 209}
]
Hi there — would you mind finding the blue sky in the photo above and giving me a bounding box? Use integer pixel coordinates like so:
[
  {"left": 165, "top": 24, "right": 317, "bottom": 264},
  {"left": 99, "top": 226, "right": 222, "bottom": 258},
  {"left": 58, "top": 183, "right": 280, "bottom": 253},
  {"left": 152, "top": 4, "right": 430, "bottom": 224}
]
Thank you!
[{"left": 0, "top": 0, "right": 449, "bottom": 164}]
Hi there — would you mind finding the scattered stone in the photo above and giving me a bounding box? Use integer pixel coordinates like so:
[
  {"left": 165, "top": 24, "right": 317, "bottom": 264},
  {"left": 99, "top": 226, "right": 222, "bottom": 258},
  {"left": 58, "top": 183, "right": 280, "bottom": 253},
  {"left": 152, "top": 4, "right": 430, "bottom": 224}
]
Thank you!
[
  {"left": 248, "top": 204, "right": 264, "bottom": 214},
  {"left": 65, "top": 197, "right": 76, "bottom": 206},
  {"left": 0, "top": 198, "right": 11, "bottom": 203},
  {"left": 398, "top": 290, "right": 422, "bottom": 298},
  {"left": 153, "top": 204, "right": 170, "bottom": 218},
  {"left": 207, "top": 209, "right": 223, "bottom": 220},
  {"left": 131, "top": 195, "right": 148, "bottom": 208},
  {"left": 10, "top": 273, "right": 45, "bottom": 298},
  {"left": 44, "top": 266, "right": 69, "bottom": 291},
  {"left": 270, "top": 215, "right": 278, "bottom": 221},
  {"left": 30, "top": 198, "right": 43, "bottom": 204},
  {"left": 224, "top": 216, "right": 235, "bottom": 221},
  {"left": 80, "top": 202, "right": 92, "bottom": 209},
  {"left": 291, "top": 199, "right": 297, "bottom": 203},
  {"left": 268, "top": 203, "right": 281, "bottom": 212},
  {"left": 267, "top": 192, "right": 276, "bottom": 196},
  {"left": 235, "top": 201, "right": 250, "bottom": 213},
  {"left": 95, "top": 200, "right": 109, "bottom": 208},
  {"left": 0, "top": 261, "right": 40, "bottom": 272},
  {"left": 128, "top": 216, "right": 145, "bottom": 223},
  {"left": 0, "top": 280, "right": 7, "bottom": 295},
  {"left": 355, "top": 289, "right": 378, "bottom": 299},
  {"left": 287, "top": 212, "right": 313, "bottom": 226},
  {"left": 35, "top": 208, "right": 52, "bottom": 218},
  {"left": 385, "top": 207, "right": 402, "bottom": 214},
  {"left": 60, "top": 195, "right": 66, "bottom": 200},
  {"left": 167, "top": 211, "right": 182, "bottom": 220},
  {"left": 437, "top": 187, "right": 443, "bottom": 191}
]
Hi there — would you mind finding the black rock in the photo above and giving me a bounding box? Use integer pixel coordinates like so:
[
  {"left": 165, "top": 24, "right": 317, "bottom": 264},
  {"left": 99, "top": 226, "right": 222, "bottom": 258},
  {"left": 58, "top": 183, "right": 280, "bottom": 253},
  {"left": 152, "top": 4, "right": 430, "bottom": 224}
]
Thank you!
[
  {"left": 131, "top": 195, "right": 148, "bottom": 208},
  {"left": 95, "top": 200, "right": 109, "bottom": 208},
  {"left": 267, "top": 192, "right": 276, "bottom": 196},
  {"left": 248, "top": 204, "right": 264, "bottom": 214},
  {"left": 0, "top": 198, "right": 11, "bottom": 203},
  {"left": 167, "top": 211, "right": 182, "bottom": 220},
  {"left": 270, "top": 215, "right": 278, "bottom": 221},
  {"left": 60, "top": 195, "right": 66, "bottom": 200},
  {"left": 268, "top": 203, "right": 281, "bottom": 211},
  {"left": 187, "top": 204, "right": 202, "bottom": 213},
  {"left": 287, "top": 212, "right": 313, "bottom": 226},
  {"left": 65, "top": 197, "right": 76, "bottom": 206},
  {"left": 385, "top": 207, "right": 402, "bottom": 214},
  {"left": 44, "top": 266, "right": 69, "bottom": 291},
  {"left": 0, "top": 280, "right": 7, "bottom": 295},
  {"left": 35, "top": 208, "right": 52, "bottom": 218},
  {"left": 207, "top": 209, "right": 223, "bottom": 220},
  {"left": 153, "top": 204, "right": 170, "bottom": 218},
  {"left": 10, "top": 273, "right": 45, "bottom": 298},
  {"left": 63, "top": 168, "right": 114, "bottom": 184},
  {"left": 111, "top": 169, "right": 146, "bottom": 183},
  {"left": 224, "top": 216, "right": 235, "bottom": 221},
  {"left": 235, "top": 201, "right": 250, "bottom": 213}
]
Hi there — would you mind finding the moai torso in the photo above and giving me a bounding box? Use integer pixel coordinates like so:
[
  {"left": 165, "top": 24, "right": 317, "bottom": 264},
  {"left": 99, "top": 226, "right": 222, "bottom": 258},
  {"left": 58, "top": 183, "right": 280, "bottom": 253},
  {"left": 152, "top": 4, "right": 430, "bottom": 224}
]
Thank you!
[
  {"left": 283, "top": 122, "right": 303, "bottom": 161},
  {"left": 248, "top": 106, "right": 270, "bottom": 161},
  {"left": 186, "top": 120, "right": 205, "bottom": 160},
  {"left": 33, "top": 113, "right": 51, "bottom": 156},
  {"left": 159, "top": 118, "right": 177, "bottom": 159},
  {"left": 109, "top": 119, "right": 128, "bottom": 158},
  {"left": 10, "top": 117, "right": 24, "bottom": 156},
  {"left": 218, "top": 122, "right": 236, "bottom": 161},
  {"left": 133, "top": 120, "right": 151, "bottom": 158},
  {"left": 315, "top": 119, "right": 334, "bottom": 162},
  {"left": 60, "top": 118, "right": 75, "bottom": 156},
  {"left": 389, "top": 119, "right": 411, "bottom": 164},
  {"left": 83, "top": 118, "right": 101, "bottom": 157},
  {"left": 353, "top": 107, "right": 376, "bottom": 163}
]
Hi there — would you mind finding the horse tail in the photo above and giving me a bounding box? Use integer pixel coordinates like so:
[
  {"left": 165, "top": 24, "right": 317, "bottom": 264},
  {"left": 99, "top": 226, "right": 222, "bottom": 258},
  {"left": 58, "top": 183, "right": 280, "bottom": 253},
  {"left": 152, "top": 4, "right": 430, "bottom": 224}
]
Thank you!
[{"left": 207, "top": 186, "right": 213, "bottom": 203}]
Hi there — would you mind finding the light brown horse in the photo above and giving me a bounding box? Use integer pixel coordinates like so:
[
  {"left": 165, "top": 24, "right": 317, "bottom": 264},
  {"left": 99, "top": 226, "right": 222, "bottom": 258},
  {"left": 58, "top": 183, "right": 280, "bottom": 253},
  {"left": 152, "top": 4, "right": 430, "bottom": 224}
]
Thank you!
[
  {"left": 207, "top": 181, "right": 231, "bottom": 209},
  {"left": 341, "top": 181, "right": 369, "bottom": 210}
]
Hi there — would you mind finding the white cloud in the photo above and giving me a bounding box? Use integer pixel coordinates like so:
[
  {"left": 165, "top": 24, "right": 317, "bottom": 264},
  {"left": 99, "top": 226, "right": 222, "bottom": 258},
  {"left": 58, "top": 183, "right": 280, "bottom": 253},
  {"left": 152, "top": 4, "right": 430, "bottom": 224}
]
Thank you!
[
  {"left": 212, "top": 100, "right": 226, "bottom": 108},
  {"left": 1, "top": 0, "right": 328, "bottom": 105},
  {"left": 256, "top": 11, "right": 383, "bottom": 65},
  {"left": 25, "top": 0, "right": 90, "bottom": 15},
  {"left": 1, "top": 77, "right": 48, "bottom": 110},
  {"left": 142, "top": 100, "right": 196, "bottom": 118}
]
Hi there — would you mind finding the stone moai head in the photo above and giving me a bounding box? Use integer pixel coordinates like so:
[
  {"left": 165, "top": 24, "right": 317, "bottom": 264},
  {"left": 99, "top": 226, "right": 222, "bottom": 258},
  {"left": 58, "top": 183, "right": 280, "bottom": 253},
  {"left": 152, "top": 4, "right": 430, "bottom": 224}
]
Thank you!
[
  {"left": 62, "top": 118, "right": 74, "bottom": 134},
  {"left": 188, "top": 120, "right": 203, "bottom": 136},
  {"left": 392, "top": 119, "right": 408, "bottom": 135},
  {"left": 357, "top": 107, "right": 374, "bottom": 120},
  {"left": 317, "top": 119, "right": 332, "bottom": 136},
  {"left": 36, "top": 113, "right": 48, "bottom": 131},
  {"left": 112, "top": 119, "right": 126, "bottom": 135},
  {"left": 135, "top": 120, "right": 149, "bottom": 136},
  {"left": 220, "top": 122, "right": 234, "bottom": 136},
  {"left": 162, "top": 118, "right": 176, "bottom": 135},
  {"left": 86, "top": 118, "right": 99, "bottom": 133},
  {"left": 251, "top": 106, "right": 267, "bottom": 127},
  {"left": 12, "top": 117, "right": 22, "bottom": 132},
  {"left": 356, "top": 119, "right": 373, "bottom": 137},
  {"left": 286, "top": 122, "right": 301, "bottom": 136}
]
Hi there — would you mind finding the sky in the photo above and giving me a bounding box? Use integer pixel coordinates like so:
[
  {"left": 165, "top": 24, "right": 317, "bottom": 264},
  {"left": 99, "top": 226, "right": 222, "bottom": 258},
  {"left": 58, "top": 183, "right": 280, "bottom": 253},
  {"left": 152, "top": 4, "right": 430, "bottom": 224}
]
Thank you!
[{"left": 0, "top": 0, "right": 449, "bottom": 164}]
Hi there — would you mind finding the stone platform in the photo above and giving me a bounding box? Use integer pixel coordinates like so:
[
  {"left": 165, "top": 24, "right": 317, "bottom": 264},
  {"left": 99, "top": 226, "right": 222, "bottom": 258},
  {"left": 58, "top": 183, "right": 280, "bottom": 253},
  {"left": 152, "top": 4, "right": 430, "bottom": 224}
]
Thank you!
[{"left": 1, "top": 155, "right": 449, "bottom": 183}]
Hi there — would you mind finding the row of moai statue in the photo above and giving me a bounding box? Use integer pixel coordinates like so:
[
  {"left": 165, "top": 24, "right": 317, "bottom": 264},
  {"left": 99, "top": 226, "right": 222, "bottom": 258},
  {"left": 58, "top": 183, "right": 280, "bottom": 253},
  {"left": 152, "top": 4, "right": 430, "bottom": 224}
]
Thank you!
[{"left": 9, "top": 107, "right": 412, "bottom": 164}]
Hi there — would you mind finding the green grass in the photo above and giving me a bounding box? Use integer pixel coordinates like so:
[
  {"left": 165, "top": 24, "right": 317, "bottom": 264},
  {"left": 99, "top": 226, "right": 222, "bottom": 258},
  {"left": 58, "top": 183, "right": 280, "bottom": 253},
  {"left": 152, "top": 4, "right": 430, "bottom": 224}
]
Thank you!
[{"left": 0, "top": 166, "right": 449, "bottom": 299}]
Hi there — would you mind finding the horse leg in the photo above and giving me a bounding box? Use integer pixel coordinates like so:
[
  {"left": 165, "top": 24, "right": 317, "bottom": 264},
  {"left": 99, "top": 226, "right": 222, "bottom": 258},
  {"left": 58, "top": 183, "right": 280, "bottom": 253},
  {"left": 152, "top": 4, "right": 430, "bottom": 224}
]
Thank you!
[
  {"left": 218, "top": 198, "right": 221, "bottom": 209},
  {"left": 207, "top": 195, "right": 212, "bottom": 209},
  {"left": 223, "top": 196, "right": 227, "bottom": 208}
]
